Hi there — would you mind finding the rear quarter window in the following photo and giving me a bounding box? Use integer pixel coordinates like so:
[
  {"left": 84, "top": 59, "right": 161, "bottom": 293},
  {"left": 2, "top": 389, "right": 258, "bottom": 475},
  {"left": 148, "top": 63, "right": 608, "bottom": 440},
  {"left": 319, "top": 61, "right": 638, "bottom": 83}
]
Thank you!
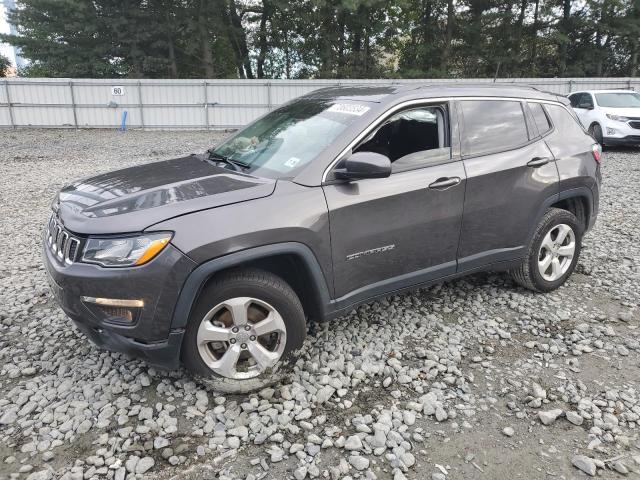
[
  {"left": 545, "top": 104, "right": 587, "bottom": 139},
  {"left": 528, "top": 102, "right": 552, "bottom": 136},
  {"left": 460, "top": 100, "right": 529, "bottom": 156}
]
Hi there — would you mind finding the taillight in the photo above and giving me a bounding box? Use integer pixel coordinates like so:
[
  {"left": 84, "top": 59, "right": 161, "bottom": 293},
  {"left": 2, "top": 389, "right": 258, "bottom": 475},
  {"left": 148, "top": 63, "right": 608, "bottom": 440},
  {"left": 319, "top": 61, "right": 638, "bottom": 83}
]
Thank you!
[{"left": 591, "top": 143, "right": 602, "bottom": 164}]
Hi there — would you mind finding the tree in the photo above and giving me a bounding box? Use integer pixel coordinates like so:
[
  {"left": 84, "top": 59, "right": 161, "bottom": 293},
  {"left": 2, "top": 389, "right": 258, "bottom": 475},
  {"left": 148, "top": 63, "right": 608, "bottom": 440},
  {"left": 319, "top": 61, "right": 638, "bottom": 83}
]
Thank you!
[
  {"left": 1, "top": 0, "right": 639, "bottom": 79},
  {"left": 0, "top": 54, "right": 10, "bottom": 77}
]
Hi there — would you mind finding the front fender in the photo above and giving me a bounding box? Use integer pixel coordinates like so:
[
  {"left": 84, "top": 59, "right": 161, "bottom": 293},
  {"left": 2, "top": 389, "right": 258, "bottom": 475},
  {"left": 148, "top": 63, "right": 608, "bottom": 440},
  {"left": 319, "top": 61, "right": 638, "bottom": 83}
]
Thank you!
[{"left": 169, "top": 242, "right": 332, "bottom": 331}]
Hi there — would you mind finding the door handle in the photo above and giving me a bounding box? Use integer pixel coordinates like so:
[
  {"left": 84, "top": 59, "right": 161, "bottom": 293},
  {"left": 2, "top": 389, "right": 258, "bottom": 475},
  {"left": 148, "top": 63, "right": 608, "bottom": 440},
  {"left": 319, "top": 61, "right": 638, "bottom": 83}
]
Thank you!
[
  {"left": 428, "top": 177, "right": 461, "bottom": 190},
  {"left": 527, "top": 157, "right": 551, "bottom": 168}
]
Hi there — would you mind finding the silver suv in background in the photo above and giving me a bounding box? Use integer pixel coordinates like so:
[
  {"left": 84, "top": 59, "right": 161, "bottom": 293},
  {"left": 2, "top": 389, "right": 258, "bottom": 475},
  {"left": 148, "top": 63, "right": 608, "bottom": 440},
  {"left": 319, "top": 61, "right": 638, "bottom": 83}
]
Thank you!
[
  {"left": 43, "top": 84, "right": 602, "bottom": 392},
  {"left": 569, "top": 89, "right": 640, "bottom": 146}
]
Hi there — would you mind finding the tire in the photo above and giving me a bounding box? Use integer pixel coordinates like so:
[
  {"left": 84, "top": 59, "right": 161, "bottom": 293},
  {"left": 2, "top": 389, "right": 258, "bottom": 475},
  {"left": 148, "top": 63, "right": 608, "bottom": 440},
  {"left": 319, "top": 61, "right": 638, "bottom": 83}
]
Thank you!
[
  {"left": 182, "top": 268, "right": 306, "bottom": 393},
  {"left": 510, "top": 208, "right": 583, "bottom": 293},
  {"left": 589, "top": 123, "right": 604, "bottom": 146}
]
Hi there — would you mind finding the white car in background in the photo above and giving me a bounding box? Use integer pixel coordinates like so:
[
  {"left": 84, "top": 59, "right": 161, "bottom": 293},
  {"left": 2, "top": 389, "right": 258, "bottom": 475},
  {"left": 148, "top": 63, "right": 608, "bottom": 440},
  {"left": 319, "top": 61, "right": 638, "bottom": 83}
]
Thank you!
[{"left": 568, "top": 90, "right": 640, "bottom": 147}]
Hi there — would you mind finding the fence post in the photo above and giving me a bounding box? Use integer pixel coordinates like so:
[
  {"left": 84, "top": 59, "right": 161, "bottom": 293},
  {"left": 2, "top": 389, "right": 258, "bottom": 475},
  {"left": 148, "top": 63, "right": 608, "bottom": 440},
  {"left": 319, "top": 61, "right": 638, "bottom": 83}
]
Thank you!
[
  {"left": 69, "top": 80, "right": 78, "bottom": 129},
  {"left": 137, "top": 81, "right": 145, "bottom": 129},
  {"left": 4, "top": 80, "right": 15, "bottom": 129},
  {"left": 266, "top": 81, "right": 272, "bottom": 111},
  {"left": 568, "top": 79, "right": 573, "bottom": 94},
  {"left": 203, "top": 80, "right": 209, "bottom": 129}
]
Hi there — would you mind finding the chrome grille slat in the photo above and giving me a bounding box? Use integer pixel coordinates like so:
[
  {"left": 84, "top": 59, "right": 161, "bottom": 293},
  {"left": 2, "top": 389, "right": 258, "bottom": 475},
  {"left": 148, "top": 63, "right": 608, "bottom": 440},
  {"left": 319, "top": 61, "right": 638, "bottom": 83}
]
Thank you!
[{"left": 45, "top": 214, "right": 81, "bottom": 265}]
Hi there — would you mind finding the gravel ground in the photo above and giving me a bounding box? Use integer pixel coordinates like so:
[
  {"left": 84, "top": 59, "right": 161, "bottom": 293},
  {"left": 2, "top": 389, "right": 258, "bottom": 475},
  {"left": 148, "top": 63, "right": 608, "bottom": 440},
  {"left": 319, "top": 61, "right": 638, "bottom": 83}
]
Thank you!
[{"left": 0, "top": 129, "right": 639, "bottom": 480}]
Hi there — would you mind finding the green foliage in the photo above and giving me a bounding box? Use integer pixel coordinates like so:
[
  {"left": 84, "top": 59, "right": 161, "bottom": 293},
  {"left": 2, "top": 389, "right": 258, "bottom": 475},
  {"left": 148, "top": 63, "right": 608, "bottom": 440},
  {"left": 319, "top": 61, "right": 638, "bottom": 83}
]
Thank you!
[
  {"left": 1, "top": 0, "right": 639, "bottom": 78},
  {"left": 0, "top": 54, "right": 10, "bottom": 77}
]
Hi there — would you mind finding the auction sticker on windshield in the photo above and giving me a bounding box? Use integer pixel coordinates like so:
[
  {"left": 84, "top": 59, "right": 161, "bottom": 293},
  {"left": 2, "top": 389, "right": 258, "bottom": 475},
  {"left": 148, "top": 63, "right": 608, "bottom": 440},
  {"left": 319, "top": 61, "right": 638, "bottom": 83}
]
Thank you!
[{"left": 328, "top": 103, "right": 370, "bottom": 116}]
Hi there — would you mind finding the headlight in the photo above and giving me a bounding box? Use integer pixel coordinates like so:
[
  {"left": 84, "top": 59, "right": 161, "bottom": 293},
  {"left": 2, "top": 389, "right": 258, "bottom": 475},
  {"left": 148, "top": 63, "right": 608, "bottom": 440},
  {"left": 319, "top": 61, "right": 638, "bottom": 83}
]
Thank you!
[
  {"left": 606, "top": 114, "right": 629, "bottom": 122},
  {"left": 82, "top": 233, "right": 172, "bottom": 267}
]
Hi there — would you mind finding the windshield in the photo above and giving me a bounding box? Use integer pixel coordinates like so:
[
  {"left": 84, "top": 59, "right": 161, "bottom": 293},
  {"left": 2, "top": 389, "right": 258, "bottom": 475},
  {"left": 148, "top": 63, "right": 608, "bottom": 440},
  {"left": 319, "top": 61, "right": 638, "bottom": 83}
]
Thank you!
[
  {"left": 595, "top": 92, "right": 640, "bottom": 108},
  {"left": 210, "top": 99, "right": 369, "bottom": 179}
]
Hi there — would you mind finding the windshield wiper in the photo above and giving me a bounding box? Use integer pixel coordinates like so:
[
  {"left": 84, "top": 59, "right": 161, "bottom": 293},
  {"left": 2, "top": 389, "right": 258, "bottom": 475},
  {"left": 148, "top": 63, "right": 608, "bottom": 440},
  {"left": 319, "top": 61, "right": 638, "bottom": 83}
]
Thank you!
[{"left": 206, "top": 150, "right": 251, "bottom": 171}]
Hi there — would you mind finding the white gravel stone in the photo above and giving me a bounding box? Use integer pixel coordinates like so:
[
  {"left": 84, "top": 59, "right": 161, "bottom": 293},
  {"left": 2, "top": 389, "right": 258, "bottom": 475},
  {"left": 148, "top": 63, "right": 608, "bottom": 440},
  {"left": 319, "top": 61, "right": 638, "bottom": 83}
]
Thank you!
[
  {"left": 344, "top": 435, "right": 363, "bottom": 451},
  {"left": 538, "top": 409, "right": 563, "bottom": 425},
  {"left": 349, "top": 455, "right": 370, "bottom": 471},
  {"left": 565, "top": 411, "right": 583, "bottom": 426},
  {"left": 572, "top": 455, "right": 597, "bottom": 476}
]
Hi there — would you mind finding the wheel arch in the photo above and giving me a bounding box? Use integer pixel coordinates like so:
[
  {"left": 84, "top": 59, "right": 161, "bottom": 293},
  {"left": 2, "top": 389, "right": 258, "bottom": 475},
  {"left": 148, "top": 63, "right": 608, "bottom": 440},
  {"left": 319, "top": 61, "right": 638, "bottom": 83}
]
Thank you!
[
  {"left": 550, "top": 189, "right": 593, "bottom": 233},
  {"left": 170, "top": 243, "right": 332, "bottom": 331},
  {"left": 529, "top": 188, "right": 593, "bottom": 246}
]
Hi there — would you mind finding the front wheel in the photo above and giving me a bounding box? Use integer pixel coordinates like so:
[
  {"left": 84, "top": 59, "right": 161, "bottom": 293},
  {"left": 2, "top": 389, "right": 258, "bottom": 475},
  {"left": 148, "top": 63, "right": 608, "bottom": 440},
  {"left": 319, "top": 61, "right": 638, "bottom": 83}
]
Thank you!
[
  {"left": 182, "top": 268, "right": 306, "bottom": 393},
  {"left": 589, "top": 123, "right": 604, "bottom": 146},
  {"left": 510, "top": 208, "right": 582, "bottom": 292}
]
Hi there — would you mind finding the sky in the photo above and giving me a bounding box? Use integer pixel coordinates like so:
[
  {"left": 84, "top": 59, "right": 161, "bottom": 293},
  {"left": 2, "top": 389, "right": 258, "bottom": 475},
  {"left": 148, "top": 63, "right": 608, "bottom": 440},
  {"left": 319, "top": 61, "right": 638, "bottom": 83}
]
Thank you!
[{"left": 0, "top": 3, "right": 16, "bottom": 66}]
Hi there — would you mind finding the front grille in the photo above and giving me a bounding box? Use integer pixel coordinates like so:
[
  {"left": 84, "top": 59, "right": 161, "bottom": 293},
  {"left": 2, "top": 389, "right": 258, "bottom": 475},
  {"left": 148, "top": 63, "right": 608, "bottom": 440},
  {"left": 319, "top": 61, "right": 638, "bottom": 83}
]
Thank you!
[
  {"left": 629, "top": 121, "right": 640, "bottom": 130},
  {"left": 46, "top": 214, "right": 81, "bottom": 264}
]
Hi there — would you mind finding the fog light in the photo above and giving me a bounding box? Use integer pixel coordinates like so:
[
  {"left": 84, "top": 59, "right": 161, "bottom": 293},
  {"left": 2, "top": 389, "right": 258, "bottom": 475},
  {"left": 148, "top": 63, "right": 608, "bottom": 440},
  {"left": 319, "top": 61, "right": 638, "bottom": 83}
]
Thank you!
[
  {"left": 81, "top": 297, "right": 144, "bottom": 308},
  {"left": 81, "top": 297, "right": 143, "bottom": 324},
  {"left": 606, "top": 128, "right": 616, "bottom": 135}
]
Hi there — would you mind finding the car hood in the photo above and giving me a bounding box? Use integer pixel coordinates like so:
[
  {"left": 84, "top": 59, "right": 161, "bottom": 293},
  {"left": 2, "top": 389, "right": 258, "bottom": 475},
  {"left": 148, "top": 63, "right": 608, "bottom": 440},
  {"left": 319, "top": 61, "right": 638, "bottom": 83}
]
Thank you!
[
  {"left": 601, "top": 107, "right": 640, "bottom": 117},
  {"left": 54, "top": 154, "right": 276, "bottom": 235}
]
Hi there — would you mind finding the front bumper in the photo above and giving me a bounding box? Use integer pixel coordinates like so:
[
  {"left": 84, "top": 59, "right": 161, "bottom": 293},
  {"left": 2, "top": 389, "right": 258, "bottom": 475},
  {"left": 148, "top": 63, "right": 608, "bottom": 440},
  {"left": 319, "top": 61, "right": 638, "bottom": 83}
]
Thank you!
[
  {"left": 43, "top": 239, "right": 196, "bottom": 369},
  {"left": 603, "top": 135, "right": 640, "bottom": 147}
]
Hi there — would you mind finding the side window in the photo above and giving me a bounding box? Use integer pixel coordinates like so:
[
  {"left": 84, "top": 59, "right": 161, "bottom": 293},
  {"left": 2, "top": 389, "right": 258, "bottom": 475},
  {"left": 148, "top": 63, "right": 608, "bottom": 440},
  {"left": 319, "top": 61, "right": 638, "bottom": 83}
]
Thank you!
[
  {"left": 459, "top": 100, "right": 529, "bottom": 156},
  {"left": 577, "top": 94, "right": 594, "bottom": 109},
  {"left": 546, "top": 104, "right": 587, "bottom": 138},
  {"left": 528, "top": 102, "right": 552, "bottom": 136},
  {"left": 354, "top": 106, "right": 450, "bottom": 172},
  {"left": 568, "top": 93, "right": 583, "bottom": 108}
]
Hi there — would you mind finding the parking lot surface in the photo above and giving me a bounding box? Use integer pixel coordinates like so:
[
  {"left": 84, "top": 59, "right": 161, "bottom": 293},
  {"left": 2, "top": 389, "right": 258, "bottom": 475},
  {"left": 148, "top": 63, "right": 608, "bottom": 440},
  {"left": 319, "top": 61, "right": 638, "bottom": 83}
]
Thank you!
[{"left": 0, "top": 130, "right": 639, "bottom": 480}]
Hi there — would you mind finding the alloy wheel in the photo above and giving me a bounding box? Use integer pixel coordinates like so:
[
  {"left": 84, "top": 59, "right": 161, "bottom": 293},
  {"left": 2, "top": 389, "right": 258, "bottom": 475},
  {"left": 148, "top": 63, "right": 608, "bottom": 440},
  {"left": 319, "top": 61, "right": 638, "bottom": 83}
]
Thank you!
[
  {"left": 537, "top": 223, "right": 576, "bottom": 282},
  {"left": 196, "top": 297, "right": 287, "bottom": 380}
]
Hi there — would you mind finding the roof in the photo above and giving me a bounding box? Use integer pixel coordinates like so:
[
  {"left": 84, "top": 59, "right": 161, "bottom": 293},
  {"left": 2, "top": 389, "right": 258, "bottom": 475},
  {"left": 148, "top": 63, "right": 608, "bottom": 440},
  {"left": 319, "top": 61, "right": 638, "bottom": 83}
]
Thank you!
[
  {"left": 303, "top": 83, "right": 561, "bottom": 104},
  {"left": 569, "top": 89, "right": 637, "bottom": 94}
]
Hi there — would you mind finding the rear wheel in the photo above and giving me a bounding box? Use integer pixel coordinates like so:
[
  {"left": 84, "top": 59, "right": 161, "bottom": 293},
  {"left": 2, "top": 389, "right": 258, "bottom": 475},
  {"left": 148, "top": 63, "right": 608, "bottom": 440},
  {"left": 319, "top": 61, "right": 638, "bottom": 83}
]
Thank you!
[
  {"left": 510, "top": 208, "right": 582, "bottom": 292},
  {"left": 589, "top": 123, "right": 604, "bottom": 146},
  {"left": 182, "top": 268, "right": 306, "bottom": 393}
]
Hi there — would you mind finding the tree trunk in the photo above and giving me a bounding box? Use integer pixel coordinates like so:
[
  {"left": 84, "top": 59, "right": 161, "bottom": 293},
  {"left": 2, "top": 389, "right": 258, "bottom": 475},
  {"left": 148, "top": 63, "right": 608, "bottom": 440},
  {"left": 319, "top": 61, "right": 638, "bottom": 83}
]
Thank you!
[
  {"left": 256, "top": 0, "right": 271, "bottom": 78},
  {"left": 558, "top": 0, "right": 571, "bottom": 76},
  {"left": 631, "top": 39, "right": 638, "bottom": 76},
  {"left": 530, "top": 0, "right": 540, "bottom": 75},
  {"left": 167, "top": 35, "right": 178, "bottom": 77},
  {"left": 199, "top": 0, "right": 215, "bottom": 78},
  {"left": 228, "top": 0, "right": 253, "bottom": 79},
  {"left": 512, "top": 0, "right": 527, "bottom": 74},
  {"left": 420, "top": 0, "right": 433, "bottom": 71},
  {"left": 284, "top": 28, "right": 291, "bottom": 79},
  {"left": 337, "top": 8, "right": 345, "bottom": 77},
  {"left": 440, "top": 0, "right": 455, "bottom": 73},
  {"left": 318, "top": 3, "right": 335, "bottom": 77}
]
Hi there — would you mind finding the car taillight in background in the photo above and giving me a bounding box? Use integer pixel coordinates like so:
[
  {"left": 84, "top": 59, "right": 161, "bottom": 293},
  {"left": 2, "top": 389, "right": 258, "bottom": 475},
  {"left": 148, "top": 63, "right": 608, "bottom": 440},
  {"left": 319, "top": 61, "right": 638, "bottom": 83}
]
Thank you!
[{"left": 592, "top": 144, "right": 602, "bottom": 164}]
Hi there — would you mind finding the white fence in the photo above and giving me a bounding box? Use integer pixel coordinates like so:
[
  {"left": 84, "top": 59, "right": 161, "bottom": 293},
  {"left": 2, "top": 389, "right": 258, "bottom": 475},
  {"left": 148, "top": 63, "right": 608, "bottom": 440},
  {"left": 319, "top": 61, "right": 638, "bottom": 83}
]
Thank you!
[{"left": 1, "top": 77, "right": 639, "bottom": 130}]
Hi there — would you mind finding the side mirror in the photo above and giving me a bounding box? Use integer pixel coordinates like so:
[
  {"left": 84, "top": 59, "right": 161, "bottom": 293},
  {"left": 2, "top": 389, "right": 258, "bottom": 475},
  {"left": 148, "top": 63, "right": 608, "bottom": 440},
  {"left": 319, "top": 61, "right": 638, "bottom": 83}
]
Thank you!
[{"left": 334, "top": 151, "right": 392, "bottom": 181}]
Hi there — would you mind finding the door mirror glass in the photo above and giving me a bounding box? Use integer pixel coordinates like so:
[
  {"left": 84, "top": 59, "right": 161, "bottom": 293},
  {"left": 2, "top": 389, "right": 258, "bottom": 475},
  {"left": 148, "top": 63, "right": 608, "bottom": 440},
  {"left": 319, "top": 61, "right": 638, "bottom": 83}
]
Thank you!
[{"left": 334, "top": 151, "right": 391, "bottom": 180}]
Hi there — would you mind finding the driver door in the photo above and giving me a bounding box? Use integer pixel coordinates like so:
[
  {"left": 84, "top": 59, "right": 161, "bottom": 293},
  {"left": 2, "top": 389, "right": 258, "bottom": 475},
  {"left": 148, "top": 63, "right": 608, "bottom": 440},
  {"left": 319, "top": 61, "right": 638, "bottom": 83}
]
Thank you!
[{"left": 322, "top": 103, "right": 466, "bottom": 302}]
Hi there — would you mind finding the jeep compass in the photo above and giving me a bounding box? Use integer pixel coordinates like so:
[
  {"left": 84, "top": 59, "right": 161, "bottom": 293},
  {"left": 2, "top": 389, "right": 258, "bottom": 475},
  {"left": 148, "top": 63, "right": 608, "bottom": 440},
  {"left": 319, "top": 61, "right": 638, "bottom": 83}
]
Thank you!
[{"left": 43, "top": 84, "right": 602, "bottom": 391}]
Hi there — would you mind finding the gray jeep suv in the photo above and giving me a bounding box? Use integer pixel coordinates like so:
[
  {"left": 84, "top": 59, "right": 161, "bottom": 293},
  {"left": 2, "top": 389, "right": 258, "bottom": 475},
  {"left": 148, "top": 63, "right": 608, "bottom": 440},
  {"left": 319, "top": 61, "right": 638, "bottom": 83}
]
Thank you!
[{"left": 43, "top": 84, "right": 601, "bottom": 391}]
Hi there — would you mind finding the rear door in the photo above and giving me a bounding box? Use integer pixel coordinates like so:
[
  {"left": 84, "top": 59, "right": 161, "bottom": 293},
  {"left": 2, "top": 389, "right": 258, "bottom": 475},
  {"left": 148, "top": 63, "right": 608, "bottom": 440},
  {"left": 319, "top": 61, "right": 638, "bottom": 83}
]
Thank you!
[
  {"left": 323, "top": 102, "right": 466, "bottom": 301},
  {"left": 456, "top": 99, "right": 559, "bottom": 271}
]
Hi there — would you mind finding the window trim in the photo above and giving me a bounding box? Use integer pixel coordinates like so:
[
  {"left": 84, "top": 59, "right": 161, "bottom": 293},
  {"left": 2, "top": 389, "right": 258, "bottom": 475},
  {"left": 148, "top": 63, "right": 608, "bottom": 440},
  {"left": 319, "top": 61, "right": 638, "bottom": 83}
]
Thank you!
[
  {"left": 352, "top": 103, "right": 452, "bottom": 175},
  {"left": 321, "top": 96, "right": 576, "bottom": 183}
]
